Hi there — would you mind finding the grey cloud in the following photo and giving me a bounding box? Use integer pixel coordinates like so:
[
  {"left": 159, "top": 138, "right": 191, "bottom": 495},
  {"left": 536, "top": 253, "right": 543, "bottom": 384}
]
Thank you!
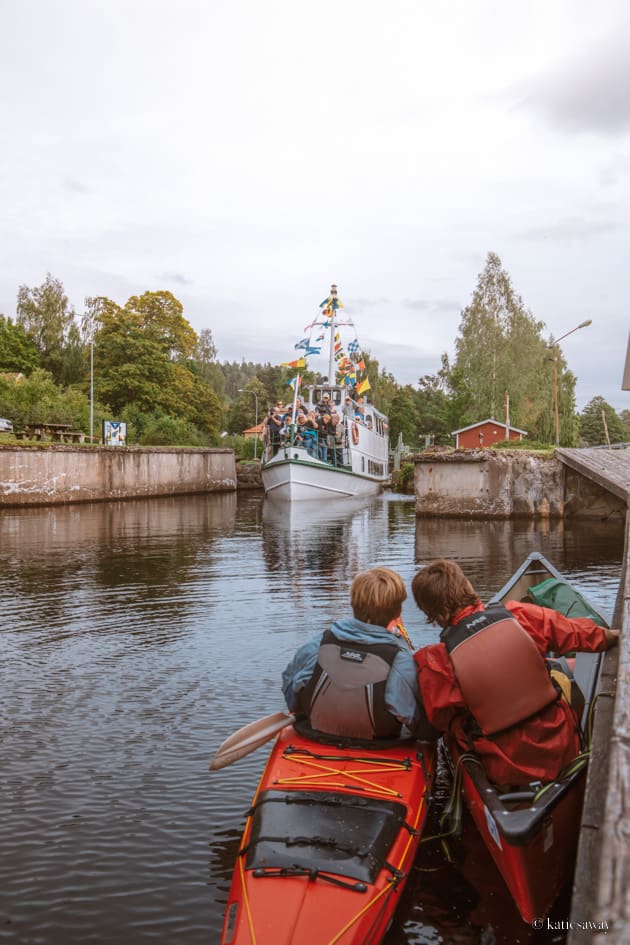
[
  {"left": 63, "top": 178, "right": 90, "bottom": 193},
  {"left": 401, "top": 298, "right": 461, "bottom": 313},
  {"left": 516, "top": 217, "right": 619, "bottom": 242},
  {"left": 344, "top": 297, "right": 391, "bottom": 310},
  {"left": 513, "top": 30, "right": 630, "bottom": 135},
  {"left": 158, "top": 272, "right": 193, "bottom": 286}
]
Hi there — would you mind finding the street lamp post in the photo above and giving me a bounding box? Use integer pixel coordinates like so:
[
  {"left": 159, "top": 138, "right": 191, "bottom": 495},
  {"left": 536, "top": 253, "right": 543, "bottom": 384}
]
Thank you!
[
  {"left": 90, "top": 328, "right": 94, "bottom": 443},
  {"left": 238, "top": 389, "right": 259, "bottom": 460},
  {"left": 546, "top": 319, "right": 592, "bottom": 447}
]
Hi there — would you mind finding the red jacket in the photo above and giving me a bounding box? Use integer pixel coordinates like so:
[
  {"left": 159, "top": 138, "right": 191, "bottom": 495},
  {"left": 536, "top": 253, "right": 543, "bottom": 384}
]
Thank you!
[{"left": 413, "top": 600, "right": 608, "bottom": 786}]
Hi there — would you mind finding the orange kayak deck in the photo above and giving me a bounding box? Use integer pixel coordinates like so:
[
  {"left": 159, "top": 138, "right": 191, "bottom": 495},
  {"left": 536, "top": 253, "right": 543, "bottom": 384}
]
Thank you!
[{"left": 221, "top": 725, "right": 436, "bottom": 945}]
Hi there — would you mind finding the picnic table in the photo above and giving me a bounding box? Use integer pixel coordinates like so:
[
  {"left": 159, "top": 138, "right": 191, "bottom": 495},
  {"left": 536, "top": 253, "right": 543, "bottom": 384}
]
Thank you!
[{"left": 21, "top": 423, "right": 86, "bottom": 443}]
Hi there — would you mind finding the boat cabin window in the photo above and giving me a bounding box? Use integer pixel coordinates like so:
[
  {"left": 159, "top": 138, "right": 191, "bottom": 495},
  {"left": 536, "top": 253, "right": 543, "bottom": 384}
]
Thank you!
[{"left": 312, "top": 388, "right": 343, "bottom": 407}]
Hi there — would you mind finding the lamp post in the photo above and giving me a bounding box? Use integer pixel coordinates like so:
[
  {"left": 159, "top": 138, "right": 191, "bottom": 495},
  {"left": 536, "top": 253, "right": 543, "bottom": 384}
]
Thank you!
[
  {"left": 238, "top": 389, "right": 259, "bottom": 460},
  {"left": 84, "top": 297, "right": 98, "bottom": 444},
  {"left": 90, "top": 328, "right": 94, "bottom": 443},
  {"left": 546, "top": 319, "right": 592, "bottom": 447}
]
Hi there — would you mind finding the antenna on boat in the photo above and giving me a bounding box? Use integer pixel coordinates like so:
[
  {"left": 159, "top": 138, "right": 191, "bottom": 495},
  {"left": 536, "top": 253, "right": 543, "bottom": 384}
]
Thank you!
[{"left": 327, "top": 284, "right": 338, "bottom": 384}]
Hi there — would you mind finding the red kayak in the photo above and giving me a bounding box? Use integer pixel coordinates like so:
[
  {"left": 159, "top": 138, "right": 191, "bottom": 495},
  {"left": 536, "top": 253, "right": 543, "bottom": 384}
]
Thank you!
[
  {"left": 220, "top": 723, "right": 436, "bottom": 945},
  {"left": 444, "top": 552, "right": 609, "bottom": 923}
]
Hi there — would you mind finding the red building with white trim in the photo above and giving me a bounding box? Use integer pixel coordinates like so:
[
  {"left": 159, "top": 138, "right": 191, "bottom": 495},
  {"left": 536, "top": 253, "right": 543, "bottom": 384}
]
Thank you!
[{"left": 452, "top": 419, "right": 527, "bottom": 449}]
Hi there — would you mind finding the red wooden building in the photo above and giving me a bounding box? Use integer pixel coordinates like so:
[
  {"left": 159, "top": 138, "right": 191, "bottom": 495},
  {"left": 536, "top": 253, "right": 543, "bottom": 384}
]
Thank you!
[{"left": 452, "top": 419, "right": 527, "bottom": 449}]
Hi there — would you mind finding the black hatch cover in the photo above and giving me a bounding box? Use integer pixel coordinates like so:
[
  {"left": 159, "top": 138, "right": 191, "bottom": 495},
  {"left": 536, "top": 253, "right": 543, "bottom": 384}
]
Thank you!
[{"left": 245, "top": 790, "right": 408, "bottom": 884}]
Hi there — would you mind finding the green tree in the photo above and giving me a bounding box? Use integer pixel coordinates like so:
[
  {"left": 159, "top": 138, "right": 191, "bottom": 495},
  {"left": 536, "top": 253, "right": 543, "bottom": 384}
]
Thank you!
[
  {"left": 453, "top": 252, "right": 577, "bottom": 445},
  {"left": 0, "top": 368, "right": 108, "bottom": 431},
  {"left": 89, "top": 290, "right": 223, "bottom": 441},
  {"left": 93, "top": 292, "right": 193, "bottom": 412},
  {"left": 226, "top": 379, "right": 267, "bottom": 434},
  {"left": 16, "top": 274, "right": 84, "bottom": 384},
  {"left": 388, "top": 385, "right": 418, "bottom": 446},
  {"left": 579, "top": 397, "right": 627, "bottom": 446},
  {"left": 0, "top": 315, "right": 41, "bottom": 373}
]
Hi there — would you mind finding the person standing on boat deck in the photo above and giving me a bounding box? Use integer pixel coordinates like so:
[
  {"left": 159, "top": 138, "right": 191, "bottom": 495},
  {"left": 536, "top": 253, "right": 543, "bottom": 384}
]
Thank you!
[
  {"left": 410, "top": 560, "right": 619, "bottom": 786},
  {"left": 266, "top": 404, "right": 284, "bottom": 448},
  {"left": 317, "top": 412, "right": 332, "bottom": 461},
  {"left": 317, "top": 393, "right": 333, "bottom": 416},
  {"left": 330, "top": 411, "right": 344, "bottom": 466},
  {"left": 302, "top": 411, "right": 318, "bottom": 457},
  {"left": 282, "top": 567, "right": 438, "bottom": 742}
]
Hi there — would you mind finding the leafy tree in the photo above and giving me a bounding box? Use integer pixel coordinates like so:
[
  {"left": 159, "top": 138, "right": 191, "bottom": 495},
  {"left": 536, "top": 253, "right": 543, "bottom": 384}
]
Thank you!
[
  {"left": 388, "top": 385, "right": 418, "bottom": 446},
  {"left": 415, "top": 372, "right": 453, "bottom": 445},
  {"left": 0, "top": 368, "right": 108, "bottom": 431},
  {"left": 226, "top": 379, "right": 268, "bottom": 434},
  {"left": 579, "top": 397, "right": 627, "bottom": 446},
  {"left": 619, "top": 409, "right": 630, "bottom": 438},
  {"left": 16, "top": 274, "right": 84, "bottom": 384},
  {"left": 194, "top": 328, "right": 225, "bottom": 398},
  {"left": 0, "top": 315, "right": 41, "bottom": 373},
  {"left": 452, "top": 252, "right": 577, "bottom": 446},
  {"left": 88, "top": 291, "right": 223, "bottom": 441},
  {"left": 138, "top": 414, "right": 206, "bottom": 446}
]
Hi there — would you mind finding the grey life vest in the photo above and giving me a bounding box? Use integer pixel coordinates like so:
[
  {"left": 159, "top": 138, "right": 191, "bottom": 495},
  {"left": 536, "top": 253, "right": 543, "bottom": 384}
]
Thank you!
[
  {"left": 441, "top": 604, "right": 559, "bottom": 736},
  {"left": 296, "top": 629, "right": 402, "bottom": 740}
]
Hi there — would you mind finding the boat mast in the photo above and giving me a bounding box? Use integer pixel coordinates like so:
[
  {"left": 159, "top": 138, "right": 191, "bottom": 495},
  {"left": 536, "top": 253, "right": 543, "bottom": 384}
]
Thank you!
[{"left": 327, "top": 283, "right": 338, "bottom": 385}]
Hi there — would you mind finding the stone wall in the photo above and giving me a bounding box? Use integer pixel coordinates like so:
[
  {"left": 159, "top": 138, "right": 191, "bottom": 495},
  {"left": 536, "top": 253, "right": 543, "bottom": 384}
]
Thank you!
[
  {"left": 414, "top": 449, "right": 564, "bottom": 519},
  {"left": 0, "top": 445, "right": 237, "bottom": 506},
  {"left": 413, "top": 448, "right": 627, "bottom": 519}
]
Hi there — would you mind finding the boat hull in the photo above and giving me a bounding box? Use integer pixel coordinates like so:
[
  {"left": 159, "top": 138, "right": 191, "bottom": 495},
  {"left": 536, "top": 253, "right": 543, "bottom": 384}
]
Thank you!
[
  {"left": 220, "top": 725, "right": 435, "bottom": 945},
  {"left": 261, "top": 449, "right": 387, "bottom": 500},
  {"left": 444, "top": 552, "right": 608, "bottom": 923}
]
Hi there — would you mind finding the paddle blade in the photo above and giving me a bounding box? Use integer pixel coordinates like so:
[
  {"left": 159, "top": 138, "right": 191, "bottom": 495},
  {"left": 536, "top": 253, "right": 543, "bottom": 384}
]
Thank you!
[{"left": 209, "top": 711, "right": 295, "bottom": 771}]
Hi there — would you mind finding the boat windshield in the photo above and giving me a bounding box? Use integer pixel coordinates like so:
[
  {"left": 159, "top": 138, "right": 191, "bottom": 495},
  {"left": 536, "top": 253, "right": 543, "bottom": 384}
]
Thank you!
[{"left": 310, "top": 387, "right": 344, "bottom": 408}]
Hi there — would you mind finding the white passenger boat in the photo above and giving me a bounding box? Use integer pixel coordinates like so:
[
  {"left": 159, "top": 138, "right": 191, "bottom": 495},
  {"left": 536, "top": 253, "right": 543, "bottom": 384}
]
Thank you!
[{"left": 261, "top": 286, "right": 390, "bottom": 501}]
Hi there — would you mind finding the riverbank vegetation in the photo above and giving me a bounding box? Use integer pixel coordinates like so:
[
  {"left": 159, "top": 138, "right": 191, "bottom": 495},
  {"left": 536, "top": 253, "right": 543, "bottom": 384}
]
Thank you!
[{"left": 1, "top": 257, "right": 628, "bottom": 449}]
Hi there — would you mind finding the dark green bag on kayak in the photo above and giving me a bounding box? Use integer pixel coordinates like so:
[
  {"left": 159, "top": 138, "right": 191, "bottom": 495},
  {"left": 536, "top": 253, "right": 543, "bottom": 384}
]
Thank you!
[{"left": 527, "top": 578, "right": 607, "bottom": 628}]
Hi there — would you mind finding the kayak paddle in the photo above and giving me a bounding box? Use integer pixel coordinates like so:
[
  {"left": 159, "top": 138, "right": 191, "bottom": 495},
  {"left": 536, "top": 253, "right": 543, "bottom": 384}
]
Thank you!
[{"left": 209, "top": 711, "right": 295, "bottom": 770}]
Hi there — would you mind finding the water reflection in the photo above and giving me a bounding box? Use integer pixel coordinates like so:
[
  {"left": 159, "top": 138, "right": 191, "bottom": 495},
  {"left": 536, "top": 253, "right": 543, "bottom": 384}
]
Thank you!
[{"left": 0, "top": 491, "right": 624, "bottom": 945}]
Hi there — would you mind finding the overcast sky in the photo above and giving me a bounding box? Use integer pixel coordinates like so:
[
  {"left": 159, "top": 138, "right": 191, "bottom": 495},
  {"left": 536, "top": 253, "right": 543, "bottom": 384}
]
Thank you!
[{"left": 1, "top": 0, "right": 628, "bottom": 411}]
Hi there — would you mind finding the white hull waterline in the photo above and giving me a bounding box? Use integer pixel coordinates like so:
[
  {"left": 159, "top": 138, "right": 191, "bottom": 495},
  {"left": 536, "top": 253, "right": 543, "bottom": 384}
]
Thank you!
[{"left": 262, "top": 446, "right": 387, "bottom": 500}]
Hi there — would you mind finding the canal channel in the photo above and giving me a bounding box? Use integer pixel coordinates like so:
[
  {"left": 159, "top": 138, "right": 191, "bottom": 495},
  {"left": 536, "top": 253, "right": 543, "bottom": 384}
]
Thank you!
[{"left": 0, "top": 491, "right": 623, "bottom": 944}]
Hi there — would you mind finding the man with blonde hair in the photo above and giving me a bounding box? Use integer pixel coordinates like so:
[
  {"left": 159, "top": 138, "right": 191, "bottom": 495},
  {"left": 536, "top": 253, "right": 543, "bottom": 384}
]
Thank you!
[{"left": 282, "top": 567, "right": 436, "bottom": 742}]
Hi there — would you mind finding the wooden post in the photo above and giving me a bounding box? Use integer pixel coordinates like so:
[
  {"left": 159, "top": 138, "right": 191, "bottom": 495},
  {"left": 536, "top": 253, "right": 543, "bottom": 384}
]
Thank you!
[{"left": 569, "top": 506, "right": 630, "bottom": 943}]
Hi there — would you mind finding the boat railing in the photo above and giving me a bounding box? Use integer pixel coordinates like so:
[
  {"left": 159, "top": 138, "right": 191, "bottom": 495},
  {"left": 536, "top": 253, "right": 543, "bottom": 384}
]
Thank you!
[{"left": 263, "top": 423, "right": 351, "bottom": 469}]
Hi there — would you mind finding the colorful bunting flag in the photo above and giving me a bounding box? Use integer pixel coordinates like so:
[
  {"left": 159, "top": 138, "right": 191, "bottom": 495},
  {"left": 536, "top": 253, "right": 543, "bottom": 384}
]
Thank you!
[
  {"left": 294, "top": 337, "right": 310, "bottom": 350},
  {"left": 282, "top": 358, "right": 306, "bottom": 369},
  {"left": 348, "top": 339, "right": 360, "bottom": 354},
  {"left": 304, "top": 346, "right": 321, "bottom": 356},
  {"left": 357, "top": 378, "right": 371, "bottom": 395},
  {"left": 357, "top": 358, "right": 366, "bottom": 371},
  {"left": 286, "top": 375, "right": 302, "bottom": 390},
  {"left": 319, "top": 295, "right": 344, "bottom": 310}
]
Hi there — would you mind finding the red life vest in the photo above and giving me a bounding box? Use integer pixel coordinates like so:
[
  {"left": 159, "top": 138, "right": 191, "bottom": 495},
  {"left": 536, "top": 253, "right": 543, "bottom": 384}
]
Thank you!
[
  {"left": 296, "top": 629, "right": 401, "bottom": 740},
  {"left": 441, "top": 605, "right": 559, "bottom": 736}
]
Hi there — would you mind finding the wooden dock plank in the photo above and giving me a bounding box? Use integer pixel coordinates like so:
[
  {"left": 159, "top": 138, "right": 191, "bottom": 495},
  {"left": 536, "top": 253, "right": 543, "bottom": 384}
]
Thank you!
[
  {"left": 557, "top": 448, "right": 630, "bottom": 504},
  {"left": 569, "top": 517, "right": 630, "bottom": 944}
]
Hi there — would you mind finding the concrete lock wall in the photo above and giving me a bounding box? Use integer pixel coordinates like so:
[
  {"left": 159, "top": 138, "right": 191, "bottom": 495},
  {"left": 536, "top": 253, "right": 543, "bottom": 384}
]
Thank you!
[
  {"left": 0, "top": 446, "right": 237, "bottom": 506},
  {"left": 413, "top": 450, "right": 565, "bottom": 519}
]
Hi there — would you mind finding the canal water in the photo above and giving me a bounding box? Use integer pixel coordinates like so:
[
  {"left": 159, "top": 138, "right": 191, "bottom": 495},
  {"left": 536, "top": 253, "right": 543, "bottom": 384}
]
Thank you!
[{"left": 0, "top": 492, "right": 623, "bottom": 945}]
